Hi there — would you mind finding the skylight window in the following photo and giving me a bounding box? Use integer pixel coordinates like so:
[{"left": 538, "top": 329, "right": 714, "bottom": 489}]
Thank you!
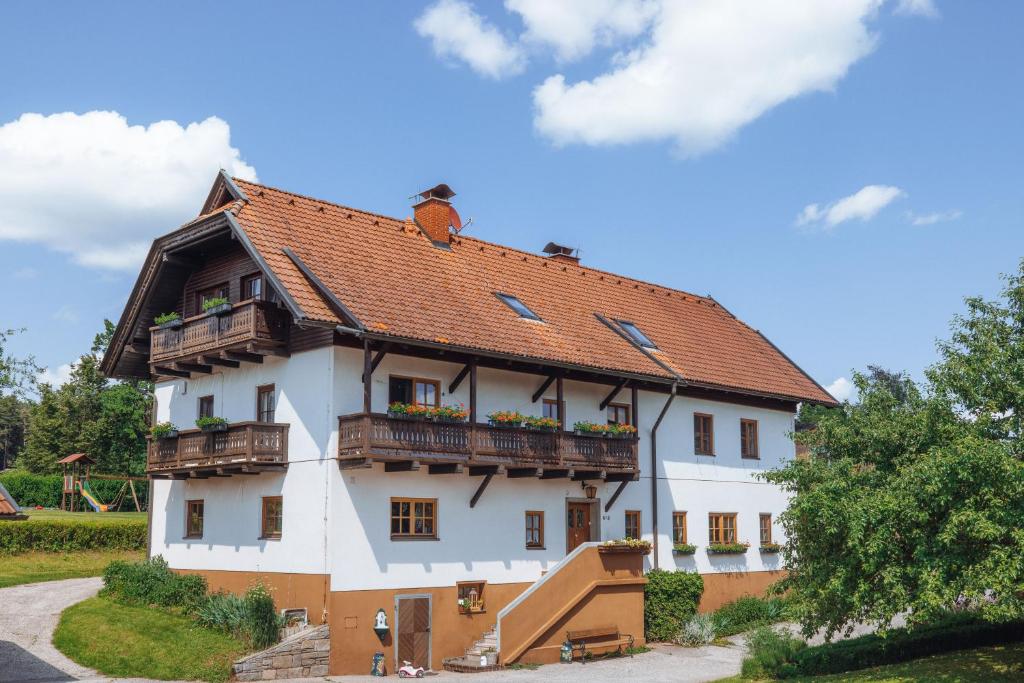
[
  {"left": 495, "top": 293, "right": 542, "bottom": 321},
  {"left": 617, "top": 320, "right": 657, "bottom": 349}
]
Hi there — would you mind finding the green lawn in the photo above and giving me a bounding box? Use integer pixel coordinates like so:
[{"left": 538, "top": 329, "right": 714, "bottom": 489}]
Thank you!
[
  {"left": 24, "top": 508, "right": 147, "bottom": 522},
  {"left": 54, "top": 596, "right": 246, "bottom": 682},
  {"left": 720, "top": 642, "right": 1024, "bottom": 683},
  {"left": 0, "top": 548, "right": 144, "bottom": 588}
]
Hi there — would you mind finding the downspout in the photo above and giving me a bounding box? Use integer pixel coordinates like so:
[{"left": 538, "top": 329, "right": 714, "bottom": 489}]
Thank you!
[{"left": 650, "top": 383, "right": 677, "bottom": 569}]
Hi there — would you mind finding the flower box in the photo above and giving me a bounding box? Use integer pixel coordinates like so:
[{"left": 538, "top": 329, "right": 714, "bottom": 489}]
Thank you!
[
  {"left": 158, "top": 319, "right": 183, "bottom": 330},
  {"left": 201, "top": 422, "right": 228, "bottom": 433},
  {"left": 206, "top": 302, "right": 232, "bottom": 317},
  {"left": 598, "top": 539, "right": 652, "bottom": 555},
  {"left": 672, "top": 544, "right": 697, "bottom": 555},
  {"left": 759, "top": 543, "right": 782, "bottom": 554},
  {"left": 575, "top": 429, "right": 605, "bottom": 438},
  {"left": 151, "top": 422, "right": 180, "bottom": 440},
  {"left": 158, "top": 430, "right": 179, "bottom": 440},
  {"left": 707, "top": 543, "right": 750, "bottom": 555},
  {"left": 489, "top": 419, "right": 522, "bottom": 429}
]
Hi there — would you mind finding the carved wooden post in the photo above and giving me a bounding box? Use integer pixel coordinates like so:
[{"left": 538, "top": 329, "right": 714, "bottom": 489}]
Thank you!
[
  {"left": 469, "top": 359, "right": 477, "bottom": 460},
  {"left": 556, "top": 376, "right": 565, "bottom": 466}
]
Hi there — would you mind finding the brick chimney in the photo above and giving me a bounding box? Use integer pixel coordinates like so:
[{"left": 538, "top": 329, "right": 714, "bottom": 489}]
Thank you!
[{"left": 413, "top": 184, "right": 457, "bottom": 244}]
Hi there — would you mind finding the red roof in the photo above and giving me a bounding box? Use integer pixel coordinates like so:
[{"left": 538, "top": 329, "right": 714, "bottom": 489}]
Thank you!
[
  {"left": 229, "top": 179, "right": 835, "bottom": 405},
  {"left": 57, "top": 453, "right": 95, "bottom": 465}
]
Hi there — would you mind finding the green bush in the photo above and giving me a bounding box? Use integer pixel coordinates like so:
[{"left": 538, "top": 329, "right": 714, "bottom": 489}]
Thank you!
[
  {"left": 0, "top": 518, "right": 147, "bottom": 553},
  {"left": 0, "top": 470, "right": 148, "bottom": 509},
  {"left": 740, "top": 625, "right": 806, "bottom": 679},
  {"left": 102, "top": 556, "right": 207, "bottom": 614},
  {"left": 197, "top": 586, "right": 282, "bottom": 649},
  {"left": 784, "top": 613, "right": 1024, "bottom": 678},
  {"left": 713, "top": 595, "right": 791, "bottom": 636},
  {"left": 644, "top": 569, "right": 704, "bottom": 641}
]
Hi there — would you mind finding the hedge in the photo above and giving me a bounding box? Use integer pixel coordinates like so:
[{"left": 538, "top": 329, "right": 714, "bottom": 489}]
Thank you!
[
  {"left": 0, "top": 470, "right": 147, "bottom": 510},
  {"left": 779, "top": 613, "right": 1024, "bottom": 678},
  {"left": 645, "top": 569, "right": 704, "bottom": 641},
  {"left": 0, "top": 518, "right": 147, "bottom": 554}
]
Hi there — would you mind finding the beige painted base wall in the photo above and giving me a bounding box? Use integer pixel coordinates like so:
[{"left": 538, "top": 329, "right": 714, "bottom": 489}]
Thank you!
[{"left": 698, "top": 570, "right": 786, "bottom": 612}]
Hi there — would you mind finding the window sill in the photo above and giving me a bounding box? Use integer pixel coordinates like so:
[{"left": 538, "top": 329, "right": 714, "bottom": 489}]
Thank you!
[
  {"left": 183, "top": 535, "right": 203, "bottom": 540},
  {"left": 525, "top": 546, "right": 546, "bottom": 550},
  {"left": 741, "top": 455, "right": 760, "bottom": 460},
  {"left": 259, "top": 535, "right": 282, "bottom": 541},
  {"left": 391, "top": 535, "right": 439, "bottom": 541},
  {"left": 695, "top": 452, "right": 715, "bottom": 457}
]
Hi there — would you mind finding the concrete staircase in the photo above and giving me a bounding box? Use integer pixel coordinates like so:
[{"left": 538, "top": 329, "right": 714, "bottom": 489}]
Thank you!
[{"left": 441, "top": 627, "right": 501, "bottom": 672}]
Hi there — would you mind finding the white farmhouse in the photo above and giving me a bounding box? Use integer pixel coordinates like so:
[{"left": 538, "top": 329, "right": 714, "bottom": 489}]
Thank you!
[{"left": 102, "top": 173, "right": 835, "bottom": 675}]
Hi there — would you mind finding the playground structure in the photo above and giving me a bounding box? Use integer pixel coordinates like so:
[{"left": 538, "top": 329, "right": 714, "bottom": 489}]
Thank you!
[{"left": 59, "top": 453, "right": 144, "bottom": 512}]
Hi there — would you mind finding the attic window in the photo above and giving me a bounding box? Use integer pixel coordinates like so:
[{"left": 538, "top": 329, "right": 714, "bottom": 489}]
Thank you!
[
  {"left": 495, "top": 293, "right": 541, "bottom": 321},
  {"left": 617, "top": 320, "right": 657, "bottom": 349}
]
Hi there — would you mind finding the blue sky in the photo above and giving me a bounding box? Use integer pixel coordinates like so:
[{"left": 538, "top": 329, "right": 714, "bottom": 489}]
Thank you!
[{"left": 1, "top": 1, "right": 1021, "bottom": 399}]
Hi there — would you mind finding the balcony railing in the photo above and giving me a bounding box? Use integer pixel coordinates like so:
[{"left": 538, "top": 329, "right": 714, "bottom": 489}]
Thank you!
[
  {"left": 337, "top": 413, "right": 638, "bottom": 472},
  {"left": 147, "top": 421, "right": 289, "bottom": 475},
  {"left": 149, "top": 300, "right": 289, "bottom": 364}
]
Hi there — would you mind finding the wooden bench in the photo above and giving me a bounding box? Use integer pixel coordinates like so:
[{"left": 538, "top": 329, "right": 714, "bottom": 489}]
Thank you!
[{"left": 566, "top": 625, "right": 634, "bottom": 663}]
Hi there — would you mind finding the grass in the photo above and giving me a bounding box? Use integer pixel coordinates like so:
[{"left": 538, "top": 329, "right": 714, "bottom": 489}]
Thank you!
[
  {"left": 0, "top": 549, "right": 144, "bottom": 588},
  {"left": 24, "top": 508, "right": 147, "bottom": 521},
  {"left": 716, "top": 642, "right": 1024, "bottom": 682},
  {"left": 54, "top": 595, "right": 246, "bottom": 683}
]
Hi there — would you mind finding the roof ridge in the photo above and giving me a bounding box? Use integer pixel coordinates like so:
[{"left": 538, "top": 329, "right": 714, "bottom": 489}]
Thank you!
[
  {"left": 233, "top": 177, "right": 403, "bottom": 225},
  {"left": 235, "top": 177, "right": 715, "bottom": 305}
]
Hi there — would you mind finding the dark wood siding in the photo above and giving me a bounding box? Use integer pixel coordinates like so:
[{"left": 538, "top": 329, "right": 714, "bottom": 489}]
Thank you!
[
  {"left": 290, "top": 325, "right": 335, "bottom": 353},
  {"left": 179, "top": 244, "right": 259, "bottom": 318}
]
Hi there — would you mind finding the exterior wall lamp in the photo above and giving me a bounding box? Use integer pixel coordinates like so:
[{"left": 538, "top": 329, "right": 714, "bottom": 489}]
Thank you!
[{"left": 583, "top": 482, "right": 597, "bottom": 499}]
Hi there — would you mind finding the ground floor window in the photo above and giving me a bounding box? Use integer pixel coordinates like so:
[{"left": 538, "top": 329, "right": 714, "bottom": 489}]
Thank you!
[
  {"left": 709, "top": 512, "right": 737, "bottom": 544},
  {"left": 391, "top": 498, "right": 437, "bottom": 539},
  {"left": 672, "top": 511, "right": 687, "bottom": 544},
  {"left": 625, "top": 509, "right": 641, "bottom": 540},
  {"left": 525, "top": 510, "right": 544, "bottom": 548},
  {"left": 760, "top": 513, "right": 772, "bottom": 544},
  {"left": 185, "top": 499, "right": 204, "bottom": 538},
  {"left": 261, "top": 496, "right": 283, "bottom": 539},
  {"left": 457, "top": 581, "right": 485, "bottom": 613}
]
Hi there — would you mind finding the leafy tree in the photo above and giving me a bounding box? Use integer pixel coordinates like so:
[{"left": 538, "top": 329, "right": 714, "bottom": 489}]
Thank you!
[
  {"left": 0, "top": 395, "right": 30, "bottom": 469},
  {"left": 0, "top": 328, "right": 39, "bottom": 397},
  {"left": 768, "top": 260, "right": 1024, "bottom": 638}
]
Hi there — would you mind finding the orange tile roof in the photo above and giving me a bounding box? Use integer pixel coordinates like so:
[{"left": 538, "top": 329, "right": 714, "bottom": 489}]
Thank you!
[{"left": 231, "top": 178, "right": 835, "bottom": 405}]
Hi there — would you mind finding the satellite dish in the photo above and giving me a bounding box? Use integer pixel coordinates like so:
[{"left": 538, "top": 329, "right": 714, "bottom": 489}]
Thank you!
[{"left": 449, "top": 205, "right": 462, "bottom": 231}]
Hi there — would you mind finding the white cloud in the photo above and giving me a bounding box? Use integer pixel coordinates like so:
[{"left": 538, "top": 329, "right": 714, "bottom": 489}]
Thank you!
[
  {"left": 415, "top": 0, "right": 525, "bottom": 79},
  {"left": 37, "top": 362, "right": 75, "bottom": 388},
  {"left": 507, "top": 0, "right": 658, "bottom": 62},
  {"left": 51, "top": 306, "right": 79, "bottom": 323},
  {"left": 894, "top": 0, "right": 939, "bottom": 18},
  {"left": 797, "top": 185, "right": 905, "bottom": 230},
  {"left": 907, "top": 209, "right": 962, "bottom": 226},
  {"left": 827, "top": 376, "right": 857, "bottom": 403},
  {"left": 0, "top": 111, "right": 257, "bottom": 271}
]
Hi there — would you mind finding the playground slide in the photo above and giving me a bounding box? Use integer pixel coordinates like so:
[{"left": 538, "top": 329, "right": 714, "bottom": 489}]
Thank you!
[{"left": 77, "top": 480, "right": 108, "bottom": 512}]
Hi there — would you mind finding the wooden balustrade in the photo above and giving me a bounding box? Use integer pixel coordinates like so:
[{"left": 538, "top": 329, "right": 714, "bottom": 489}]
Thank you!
[
  {"left": 149, "top": 300, "right": 289, "bottom": 364},
  {"left": 337, "top": 413, "right": 638, "bottom": 473},
  {"left": 147, "top": 422, "right": 289, "bottom": 476}
]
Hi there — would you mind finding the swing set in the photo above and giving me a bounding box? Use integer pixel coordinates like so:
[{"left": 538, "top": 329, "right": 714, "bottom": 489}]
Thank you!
[{"left": 58, "top": 453, "right": 145, "bottom": 512}]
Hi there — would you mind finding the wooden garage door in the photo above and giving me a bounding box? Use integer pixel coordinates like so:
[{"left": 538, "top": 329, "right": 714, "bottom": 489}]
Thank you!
[{"left": 396, "top": 596, "right": 431, "bottom": 669}]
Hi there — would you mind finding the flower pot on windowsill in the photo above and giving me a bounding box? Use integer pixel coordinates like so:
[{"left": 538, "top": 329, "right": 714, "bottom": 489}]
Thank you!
[
  {"left": 206, "top": 303, "right": 232, "bottom": 317},
  {"left": 672, "top": 544, "right": 697, "bottom": 555},
  {"left": 527, "top": 425, "right": 558, "bottom": 433},
  {"left": 575, "top": 430, "right": 605, "bottom": 438},
  {"left": 201, "top": 423, "right": 228, "bottom": 433},
  {"left": 598, "top": 540, "right": 652, "bottom": 555},
  {"left": 759, "top": 543, "right": 782, "bottom": 554},
  {"left": 707, "top": 543, "right": 750, "bottom": 555},
  {"left": 489, "top": 420, "right": 523, "bottom": 429}
]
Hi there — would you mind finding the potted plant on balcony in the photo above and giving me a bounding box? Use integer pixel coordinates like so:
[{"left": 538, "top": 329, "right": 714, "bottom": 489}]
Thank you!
[
  {"left": 153, "top": 312, "right": 183, "bottom": 330},
  {"left": 196, "top": 416, "right": 229, "bottom": 432},
  {"left": 607, "top": 423, "right": 638, "bottom": 439},
  {"left": 573, "top": 421, "right": 609, "bottom": 437},
  {"left": 487, "top": 410, "right": 524, "bottom": 428},
  {"left": 598, "top": 538, "right": 652, "bottom": 554},
  {"left": 201, "top": 296, "right": 232, "bottom": 317},
  {"left": 707, "top": 541, "right": 750, "bottom": 554},
  {"left": 672, "top": 543, "right": 697, "bottom": 555},
  {"left": 432, "top": 404, "right": 468, "bottom": 423},
  {"left": 387, "top": 402, "right": 432, "bottom": 420},
  {"left": 524, "top": 415, "right": 559, "bottom": 432},
  {"left": 151, "top": 422, "right": 179, "bottom": 440}
]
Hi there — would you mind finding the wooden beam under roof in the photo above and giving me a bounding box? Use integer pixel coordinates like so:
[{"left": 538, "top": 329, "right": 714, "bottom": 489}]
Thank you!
[
  {"left": 469, "top": 473, "right": 493, "bottom": 508},
  {"left": 449, "top": 363, "right": 471, "bottom": 393},
  {"left": 175, "top": 362, "right": 212, "bottom": 374},
  {"left": 531, "top": 375, "right": 557, "bottom": 403},
  {"left": 599, "top": 379, "right": 628, "bottom": 410},
  {"left": 202, "top": 355, "right": 240, "bottom": 368},
  {"left": 153, "top": 366, "right": 190, "bottom": 378},
  {"left": 223, "top": 350, "right": 263, "bottom": 364},
  {"left": 604, "top": 480, "right": 630, "bottom": 512}
]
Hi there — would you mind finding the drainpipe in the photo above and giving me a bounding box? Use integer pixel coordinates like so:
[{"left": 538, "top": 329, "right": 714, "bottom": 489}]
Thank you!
[{"left": 649, "top": 383, "right": 677, "bottom": 569}]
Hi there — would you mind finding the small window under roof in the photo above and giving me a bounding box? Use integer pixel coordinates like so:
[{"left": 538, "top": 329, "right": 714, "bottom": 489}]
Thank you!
[
  {"left": 617, "top": 320, "right": 657, "bottom": 349},
  {"left": 496, "top": 293, "right": 542, "bottom": 321}
]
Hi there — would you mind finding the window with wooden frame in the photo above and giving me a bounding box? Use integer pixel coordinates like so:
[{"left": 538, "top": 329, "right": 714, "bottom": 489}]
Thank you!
[
  {"left": 241, "top": 272, "right": 262, "bottom": 301},
  {"left": 196, "top": 283, "right": 229, "bottom": 313},
  {"left": 672, "top": 511, "right": 687, "bottom": 544},
  {"left": 261, "top": 496, "right": 283, "bottom": 539},
  {"left": 198, "top": 395, "right": 214, "bottom": 419},
  {"left": 694, "top": 413, "right": 714, "bottom": 455},
  {"left": 741, "top": 419, "right": 759, "bottom": 459},
  {"left": 607, "top": 403, "right": 631, "bottom": 426},
  {"left": 542, "top": 398, "right": 562, "bottom": 424},
  {"left": 388, "top": 376, "right": 440, "bottom": 408},
  {"left": 390, "top": 498, "right": 437, "bottom": 539},
  {"left": 625, "top": 510, "right": 641, "bottom": 540},
  {"left": 708, "top": 513, "right": 738, "bottom": 544},
  {"left": 759, "top": 513, "right": 772, "bottom": 544},
  {"left": 256, "top": 384, "right": 275, "bottom": 423},
  {"left": 185, "top": 499, "right": 204, "bottom": 539},
  {"left": 525, "top": 511, "right": 544, "bottom": 548}
]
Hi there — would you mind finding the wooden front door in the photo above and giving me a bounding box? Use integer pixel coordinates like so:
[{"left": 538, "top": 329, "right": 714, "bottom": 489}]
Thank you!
[
  {"left": 567, "top": 502, "right": 592, "bottom": 553},
  {"left": 396, "top": 595, "right": 431, "bottom": 670}
]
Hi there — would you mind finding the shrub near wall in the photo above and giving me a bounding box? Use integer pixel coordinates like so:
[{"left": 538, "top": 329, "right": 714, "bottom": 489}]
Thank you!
[
  {"left": 0, "top": 518, "right": 147, "bottom": 554},
  {"left": 644, "top": 569, "right": 704, "bottom": 641},
  {"left": 0, "top": 470, "right": 148, "bottom": 509}
]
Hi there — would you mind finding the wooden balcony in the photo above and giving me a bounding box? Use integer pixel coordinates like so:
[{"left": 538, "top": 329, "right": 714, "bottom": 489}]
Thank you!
[
  {"left": 149, "top": 300, "right": 289, "bottom": 374},
  {"left": 337, "top": 413, "right": 638, "bottom": 478},
  {"left": 147, "top": 422, "right": 289, "bottom": 478}
]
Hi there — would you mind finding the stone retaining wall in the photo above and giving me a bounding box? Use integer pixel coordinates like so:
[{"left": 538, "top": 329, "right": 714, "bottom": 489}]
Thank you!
[{"left": 232, "top": 624, "right": 330, "bottom": 680}]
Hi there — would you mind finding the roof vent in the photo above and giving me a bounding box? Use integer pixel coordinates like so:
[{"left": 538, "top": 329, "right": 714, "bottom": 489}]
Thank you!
[
  {"left": 542, "top": 242, "right": 579, "bottom": 264},
  {"left": 412, "top": 183, "right": 462, "bottom": 245}
]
